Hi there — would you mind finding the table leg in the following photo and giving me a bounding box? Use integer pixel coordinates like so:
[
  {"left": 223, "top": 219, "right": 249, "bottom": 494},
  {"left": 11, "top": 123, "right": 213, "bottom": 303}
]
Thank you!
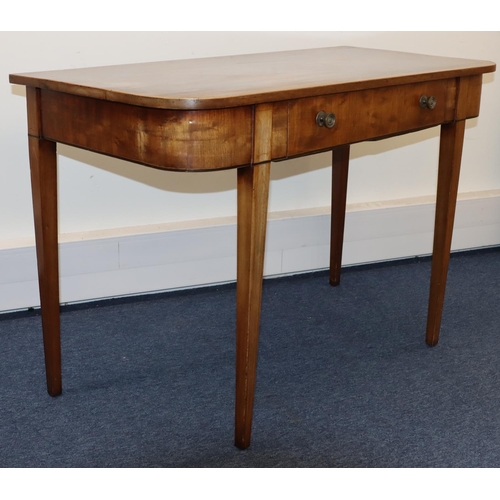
[
  {"left": 28, "top": 135, "right": 62, "bottom": 396},
  {"left": 235, "top": 163, "right": 271, "bottom": 450},
  {"left": 426, "top": 120, "right": 466, "bottom": 346},
  {"left": 329, "top": 145, "right": 350, "bottom": 286}
]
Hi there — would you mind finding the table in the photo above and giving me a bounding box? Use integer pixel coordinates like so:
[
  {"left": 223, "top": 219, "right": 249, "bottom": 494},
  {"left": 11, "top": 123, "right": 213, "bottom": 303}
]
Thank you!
[{"left": 9, "top": 47, "right": 496, "bottom": 449}]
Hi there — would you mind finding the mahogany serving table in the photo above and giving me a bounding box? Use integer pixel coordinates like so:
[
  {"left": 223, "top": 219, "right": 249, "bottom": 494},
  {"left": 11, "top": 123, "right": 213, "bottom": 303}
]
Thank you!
[{"left": 9, "top": 47, "right": 496, "bottom": 449}]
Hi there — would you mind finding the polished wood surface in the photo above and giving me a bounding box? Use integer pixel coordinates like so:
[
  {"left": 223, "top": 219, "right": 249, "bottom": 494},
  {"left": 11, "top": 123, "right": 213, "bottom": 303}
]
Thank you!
[
  {"left": 288, "top": 78, "right": 458, "bottom": 155},
  {"left": 9, "top": 47, "right": 495, "bottom": 110},
  {"left": 40, "top": 90, "right": 253, "bottom": 172},
  {"left": 20, "top": 75, "right": 485, "bottom": 173},
  {"left": 10, "top": 47, "right": 495, "bottom": 449}
]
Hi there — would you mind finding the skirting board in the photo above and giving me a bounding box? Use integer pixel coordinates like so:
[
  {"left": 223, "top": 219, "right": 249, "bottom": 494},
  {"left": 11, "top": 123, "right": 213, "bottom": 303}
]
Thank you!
[{"left": 1, "top": 191, "right": 500, "bottom": 313}]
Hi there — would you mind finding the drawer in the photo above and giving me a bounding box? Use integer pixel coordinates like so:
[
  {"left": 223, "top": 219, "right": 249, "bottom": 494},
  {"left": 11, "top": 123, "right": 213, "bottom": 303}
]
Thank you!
[{"left": 288, "top": 79, "right": 457, "bottom": 157}]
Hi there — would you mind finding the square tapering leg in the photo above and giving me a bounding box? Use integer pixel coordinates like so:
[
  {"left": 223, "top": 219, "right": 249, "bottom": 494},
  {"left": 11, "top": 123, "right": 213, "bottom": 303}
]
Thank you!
[
  {"left": 426, "top": 120, "right": 466, "bottom": 346},
  {"left": 29, "top": 135, "right": 62, "bottom": 396},
  {"left": 235, "top": 163, "right": 271, "bottom": 450},
  {"left": 329, "top": 146, "right": 350, "bottom": 286}
]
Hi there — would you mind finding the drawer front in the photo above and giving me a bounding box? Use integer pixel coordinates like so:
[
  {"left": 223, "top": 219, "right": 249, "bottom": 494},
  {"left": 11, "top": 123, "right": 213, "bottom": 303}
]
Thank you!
[{"left": 288, "top": 79, "right": 457, "bottom": 157}]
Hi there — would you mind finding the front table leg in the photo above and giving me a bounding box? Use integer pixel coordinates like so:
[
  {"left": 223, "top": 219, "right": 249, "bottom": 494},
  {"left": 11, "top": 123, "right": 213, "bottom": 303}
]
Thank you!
[
  {"left": 235, "top": 163, "right": 271, "bottom": 449},
  {"left": 28, "top": 133, "right": 62, "bottom": 396},
  {"left": 426, "top": 120, "right": 466, "bottom": 346}
]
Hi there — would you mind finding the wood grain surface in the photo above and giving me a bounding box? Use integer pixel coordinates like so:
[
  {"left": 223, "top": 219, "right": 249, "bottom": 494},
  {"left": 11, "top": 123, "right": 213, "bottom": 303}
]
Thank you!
[{"left": 10, "top": 47, "right": 495, "bottom": 110}]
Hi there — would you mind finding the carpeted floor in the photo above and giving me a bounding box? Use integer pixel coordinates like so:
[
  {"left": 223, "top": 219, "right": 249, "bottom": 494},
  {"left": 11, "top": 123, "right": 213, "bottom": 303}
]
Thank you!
[{"left": 1, "top": 248, "right": 500, "bottom": 467}]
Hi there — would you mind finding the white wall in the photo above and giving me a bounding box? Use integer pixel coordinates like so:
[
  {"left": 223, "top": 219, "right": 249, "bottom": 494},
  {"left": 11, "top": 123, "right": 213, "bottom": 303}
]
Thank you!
[
  {"left": 1, "top": 32, "right": 499, "bottom": 311},
  {"left": 2, "top": 32, "right": 499, "bottom": 245}
]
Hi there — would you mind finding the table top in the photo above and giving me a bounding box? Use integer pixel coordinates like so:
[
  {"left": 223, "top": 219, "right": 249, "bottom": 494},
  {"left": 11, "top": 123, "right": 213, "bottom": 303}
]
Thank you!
[{"left": 9, "top": 46, "right": 495, "bottom": 110}]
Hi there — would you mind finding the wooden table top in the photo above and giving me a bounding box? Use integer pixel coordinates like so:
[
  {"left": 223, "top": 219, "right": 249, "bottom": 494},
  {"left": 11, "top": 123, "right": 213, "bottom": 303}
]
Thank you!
[{"left": 9, "top": 46, "right": 495, "bottom": 110}]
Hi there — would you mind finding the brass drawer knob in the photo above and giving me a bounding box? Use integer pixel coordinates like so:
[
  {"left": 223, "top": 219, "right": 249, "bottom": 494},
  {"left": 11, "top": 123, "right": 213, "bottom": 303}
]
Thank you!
[
  {"left": 419, "top": 95, "right": 437, "bottom": 110},
  {"left": 316, "top": 111, "right": 336, "bottom": 129}
]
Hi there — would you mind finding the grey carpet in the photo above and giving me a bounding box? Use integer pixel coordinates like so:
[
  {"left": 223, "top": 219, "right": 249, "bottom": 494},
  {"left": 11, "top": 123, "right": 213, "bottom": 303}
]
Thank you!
[{"left": 1, "top": 249, "right": 500, "bottom": 467}]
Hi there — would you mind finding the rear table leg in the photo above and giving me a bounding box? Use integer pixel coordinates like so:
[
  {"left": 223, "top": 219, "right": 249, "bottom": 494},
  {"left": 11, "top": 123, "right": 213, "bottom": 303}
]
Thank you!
[{"left": 329, "top": 145, "right": 350, "bottom": 286}]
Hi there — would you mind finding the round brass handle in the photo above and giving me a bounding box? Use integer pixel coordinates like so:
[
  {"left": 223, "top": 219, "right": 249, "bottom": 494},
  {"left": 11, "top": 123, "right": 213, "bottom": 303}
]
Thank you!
[
  {"left": 419, "top": 95, "right": 437, "bottom": 110},
  {"left": 316, "top": 111, "right": 336, "bottom": 129}
]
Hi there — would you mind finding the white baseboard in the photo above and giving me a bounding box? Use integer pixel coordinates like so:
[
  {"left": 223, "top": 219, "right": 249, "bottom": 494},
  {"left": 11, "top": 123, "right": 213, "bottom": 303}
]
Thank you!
[{"left": 2, "top": 190, "right": 500, "bottom": 313}]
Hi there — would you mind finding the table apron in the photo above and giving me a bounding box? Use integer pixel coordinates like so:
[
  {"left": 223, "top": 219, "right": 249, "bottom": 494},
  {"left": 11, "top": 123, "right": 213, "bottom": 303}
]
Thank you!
[
  {"left": 35, "top": 75, "right": 483, "bottom": 171},
  {"left": 39, "top": 89, "right": 254, "bottom": 172}
]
